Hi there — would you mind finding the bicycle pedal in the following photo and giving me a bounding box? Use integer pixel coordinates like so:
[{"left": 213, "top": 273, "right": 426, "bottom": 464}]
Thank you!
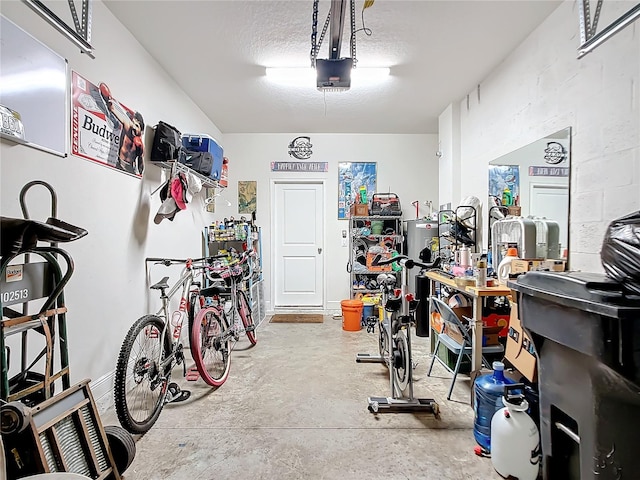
[
  {"left": 185, "top": 367, "right": 200, "bottom": 382},
  {"left": 165, "top": 382, "right": 191, "bottom": 403}
]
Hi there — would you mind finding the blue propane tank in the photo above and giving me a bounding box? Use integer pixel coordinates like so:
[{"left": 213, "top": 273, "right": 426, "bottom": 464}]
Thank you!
[{"left": 473, "top": 361, "right": 515, "bottom": 451}]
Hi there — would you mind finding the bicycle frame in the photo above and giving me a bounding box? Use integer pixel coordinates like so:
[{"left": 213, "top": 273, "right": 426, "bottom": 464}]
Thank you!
[
  {"left": 356, "top": 254, "right": 440, "bottom": 416},
  {"left": 146, "top": 258, "right": 207, "bottom": 366},
  {"left": 205, "top": 251, "right": 254, "bottom": 337},
  {"left": 156, "top": 265, "right": 194, "bottom": 341}
]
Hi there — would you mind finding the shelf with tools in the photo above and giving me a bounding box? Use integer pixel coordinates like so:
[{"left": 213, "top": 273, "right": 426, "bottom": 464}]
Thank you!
[{"left": 347, "top": 215, "right": 403, "bottom": 298}]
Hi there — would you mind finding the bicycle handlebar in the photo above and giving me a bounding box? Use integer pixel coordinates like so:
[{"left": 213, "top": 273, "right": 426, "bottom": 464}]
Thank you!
[
  {"left": 372, "top": 254, "right": 441, "bottom": 271},
  {"left": 145, "top": 255, "right": 225, "bottom": 266}
]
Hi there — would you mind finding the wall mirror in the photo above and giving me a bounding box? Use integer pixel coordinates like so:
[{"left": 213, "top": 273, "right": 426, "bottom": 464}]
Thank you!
[{"left": 488, "top": 127, "right": 571, "bottom": 269}]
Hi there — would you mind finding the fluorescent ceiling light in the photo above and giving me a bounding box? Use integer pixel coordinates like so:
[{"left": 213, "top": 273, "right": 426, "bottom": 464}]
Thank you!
[{"left": 265, "top": 66, "right": 390, "bottom": 87}]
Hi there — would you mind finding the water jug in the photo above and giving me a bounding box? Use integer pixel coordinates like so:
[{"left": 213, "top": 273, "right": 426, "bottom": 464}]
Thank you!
[
  {"left": 473, "top": 361, "right": 515, "bottom": 451},
  {"left": 491, "top": 384, "right": 541, "bottom": 480},
  {"left": 497, "top": 247, "right": 519, "bottom": 285}
]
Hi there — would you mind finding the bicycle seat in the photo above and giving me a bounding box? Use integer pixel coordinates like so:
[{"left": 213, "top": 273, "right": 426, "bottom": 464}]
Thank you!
[
  {"left": 1, "top": 216, "right": 88, "bottom": 258},
  {"left": 201, "top": 284, "right": 230, "bottom": 297}
]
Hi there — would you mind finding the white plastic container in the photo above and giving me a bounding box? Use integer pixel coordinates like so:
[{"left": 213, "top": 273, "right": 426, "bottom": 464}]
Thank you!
[
  {"left": 497, "top": 248, "right": 519, "bottom": 285},
  {"left": 491, "top": 387, "right": 541, "bottom": 480}
]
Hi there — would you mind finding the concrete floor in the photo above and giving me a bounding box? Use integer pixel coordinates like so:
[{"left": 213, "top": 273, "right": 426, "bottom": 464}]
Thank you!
[{"left": 102, "top": 316, "right": 501, "bottom": 480}]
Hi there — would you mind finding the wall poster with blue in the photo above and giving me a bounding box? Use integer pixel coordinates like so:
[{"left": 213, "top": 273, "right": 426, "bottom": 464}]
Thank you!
[
  {"left": 489, "top": 165, "right": 520, "bottom": 205},
  {"left": 338, "top": 162, "right": 377, "bottom": 219}
]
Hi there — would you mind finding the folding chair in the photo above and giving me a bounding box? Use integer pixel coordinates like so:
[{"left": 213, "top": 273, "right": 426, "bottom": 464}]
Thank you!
[{"left": 427, "top": 296, "right": 504, "bottom": 400}]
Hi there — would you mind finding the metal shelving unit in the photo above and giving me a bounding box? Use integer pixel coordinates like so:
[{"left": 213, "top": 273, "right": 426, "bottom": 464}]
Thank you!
[
  {"left": 347, "top": 215, "right": 403, "bottom": 298},
  {"left": 437, "top": 206, "right": 478, "bottom": 268},
  {"left": 203, "top": 223, "right": 265, "bottom": 325}
]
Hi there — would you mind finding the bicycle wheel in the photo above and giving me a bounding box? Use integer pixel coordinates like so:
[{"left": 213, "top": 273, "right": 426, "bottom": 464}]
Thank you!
[
  {"left": 190, "top": 307, "right": 231, "bottom": 387},
  {"left": 236, "top": 289, "right": 257, "bottom": 345},
  {"left": 393, "top": 329, "right": 410, "bottom": 393},
  {"left": 114, "top": 315, "right": 172, "bottom": 434}
]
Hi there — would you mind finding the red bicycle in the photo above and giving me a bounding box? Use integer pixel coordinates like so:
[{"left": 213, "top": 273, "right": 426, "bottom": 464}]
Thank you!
[{"left": 189, "top": 249, "right": 257, "bottom": 387}]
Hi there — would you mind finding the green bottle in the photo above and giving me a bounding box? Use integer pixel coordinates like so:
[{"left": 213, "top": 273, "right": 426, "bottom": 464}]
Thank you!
[
  {"left": 502, "top": 187, "right": 513, "bottom": 207},
  {"left": 359, "top": 185, "right": 367, "bottom": 204}
]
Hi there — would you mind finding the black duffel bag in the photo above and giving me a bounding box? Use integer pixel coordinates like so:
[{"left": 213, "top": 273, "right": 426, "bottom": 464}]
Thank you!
[
  {"left": 150, "top": 121, "right": 182, "bottom": 162},
  {"left": 180, "top": 150, "right": 213, "bottom": 177}
]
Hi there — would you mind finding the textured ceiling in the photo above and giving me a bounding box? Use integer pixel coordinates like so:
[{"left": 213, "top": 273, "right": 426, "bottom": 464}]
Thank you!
[{"left": 104, "top": 1, "right": 562, "bottom": 134}]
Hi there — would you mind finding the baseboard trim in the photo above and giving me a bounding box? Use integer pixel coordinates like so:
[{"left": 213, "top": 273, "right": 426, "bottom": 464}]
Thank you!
[{"left": 90, "top": 370, "right": 114, "bottom": 415}]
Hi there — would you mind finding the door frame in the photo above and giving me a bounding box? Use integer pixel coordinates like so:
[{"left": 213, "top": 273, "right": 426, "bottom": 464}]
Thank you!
[
  {"left": 270, "top": 179, "right": 326, "bottom": 312},
  {"left": 529, "top": 181, "right": 569, "bottom": 255}
]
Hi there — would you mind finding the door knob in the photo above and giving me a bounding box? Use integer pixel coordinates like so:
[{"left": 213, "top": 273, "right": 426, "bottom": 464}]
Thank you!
[{"left": 318, "top": 247, "right": 323, "bottom": 254}]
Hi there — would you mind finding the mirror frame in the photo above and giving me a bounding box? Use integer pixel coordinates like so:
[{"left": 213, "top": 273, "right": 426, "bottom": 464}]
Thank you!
[{"left": 488, "top": 127, "right": 572, "bottom": 270}]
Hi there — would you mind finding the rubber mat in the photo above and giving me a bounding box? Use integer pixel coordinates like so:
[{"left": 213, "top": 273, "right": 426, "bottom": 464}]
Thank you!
[{"left": 269, "top": 314, "right": 324, "bottom": 323}]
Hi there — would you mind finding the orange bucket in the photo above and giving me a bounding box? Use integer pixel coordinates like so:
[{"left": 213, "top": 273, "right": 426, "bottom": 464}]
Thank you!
[{"left": 341, "top": 299, "right": 363, "bottom": 331}]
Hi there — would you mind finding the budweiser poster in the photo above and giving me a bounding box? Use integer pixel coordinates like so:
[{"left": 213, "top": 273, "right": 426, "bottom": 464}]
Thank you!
[{"left": 71, "top": 71, "right": 145, "bottom": 178}]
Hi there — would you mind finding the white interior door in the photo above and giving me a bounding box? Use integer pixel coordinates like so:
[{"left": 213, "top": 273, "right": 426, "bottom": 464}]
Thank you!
[
  {"left": 273, "top": 182, "right": 324, "bottom": 307},
  {"left": 530, "top": 183, "right": 569, "bottom": 252}
]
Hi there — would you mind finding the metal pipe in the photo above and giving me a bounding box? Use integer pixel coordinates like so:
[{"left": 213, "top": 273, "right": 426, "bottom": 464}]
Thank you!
[
  {"left": 555, "top": 421, "right": 581, "bottom": 444},
  {"left": 578, "top": 3, "right": 640, "bottom": 58},
  {"left": 22, "top": 0, "right": 94, "bottom": 58},
  {"left": 328, "top": 0, "right": 347, "bottom": 59}
]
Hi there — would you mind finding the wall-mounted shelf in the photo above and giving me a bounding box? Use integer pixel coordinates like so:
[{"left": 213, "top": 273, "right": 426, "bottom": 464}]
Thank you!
[{"left": 153, "top": 160, "right": 222, "bottom": 190}]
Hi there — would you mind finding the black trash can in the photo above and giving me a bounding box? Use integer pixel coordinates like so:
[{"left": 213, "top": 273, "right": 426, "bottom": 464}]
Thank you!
[{"left": 510, "top": 271, "right": 640, "bottom": 480}]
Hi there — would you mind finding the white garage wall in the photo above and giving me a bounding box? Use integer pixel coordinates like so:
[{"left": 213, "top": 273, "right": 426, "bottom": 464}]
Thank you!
[
  {"left": 440, "top": 1, "right": 640, "bottom": 272},
  {"left": 0, "top": 1, "right": 222, "bottom": 407},
  {"left": 221, "top": 133, "right": 439, "bottom": 312}
]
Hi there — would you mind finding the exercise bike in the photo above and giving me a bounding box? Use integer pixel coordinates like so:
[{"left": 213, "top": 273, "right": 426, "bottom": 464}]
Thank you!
[{"left": 356, "top": 254, "right": 440, "bottom": 416}]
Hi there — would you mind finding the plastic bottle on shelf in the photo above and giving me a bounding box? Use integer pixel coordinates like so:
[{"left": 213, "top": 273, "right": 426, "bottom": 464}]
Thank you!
[
  {"left": 501, "top": 187, "right": 513, "bottom": 207},
  {"left": 476, "top": 259, "right": 487, "bottom": 288},
  {"left": 473, "top": 361, "right": 515, "bottom": 451},
  {"left": 497, "top": 247, "right": 519, "bottom": 285},
  {"left": 359, "top": 185, "right": 367, "bottom": 205}
]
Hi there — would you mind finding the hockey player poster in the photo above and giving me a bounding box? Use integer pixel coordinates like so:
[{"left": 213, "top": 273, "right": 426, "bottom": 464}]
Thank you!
[{"left": 71, "top": 71, "right": 145, "bottom": 178}]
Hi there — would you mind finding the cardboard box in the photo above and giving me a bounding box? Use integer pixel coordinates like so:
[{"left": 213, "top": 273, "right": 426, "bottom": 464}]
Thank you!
[
  {"left": 504, "top": 298, "right": 538, "bottom": 382},
  {"left": 511, "top": 258, "right": 544, "bottom": 274},
  {"left": 483, "top": 313, "right": 510, "bottom": 337},
  {"left": 350, "top": 203, "right": 369, "bottom": 216},
  {"left": 482, "top": 325, "right": 503, "bottom": 346},
  {"left": 430, "top": 306, "right": 472, "bottom": 336},
  {"left": 439, "top": 311, "right": 501, "bottom": 346},
  {"left": 508, "top": 206, "right": 522, "bottom": 216},
  {"left": 512, "top": 258, "right": 566, "bottom": 274},
  {"left": 541, "top": 259, "right": 566, "bottom": 272}
]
